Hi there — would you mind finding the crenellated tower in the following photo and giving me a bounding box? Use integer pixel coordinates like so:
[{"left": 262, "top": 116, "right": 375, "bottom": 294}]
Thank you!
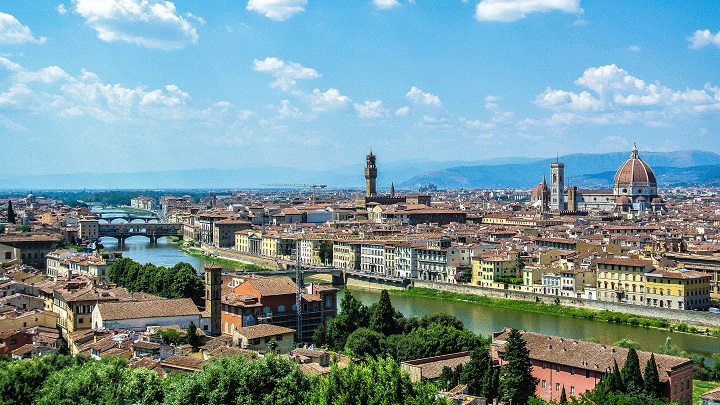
[{"left": 365, "top": 150, "right": 377, "bottom": 197}]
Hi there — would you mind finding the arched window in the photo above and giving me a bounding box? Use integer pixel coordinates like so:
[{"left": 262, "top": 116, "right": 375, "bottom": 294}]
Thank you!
[
  {"left": 278, "top": 305, "right": 285, "bottom": 313},
  {"left": 264, "top": 307, "right": 271, "bottom": 314}
]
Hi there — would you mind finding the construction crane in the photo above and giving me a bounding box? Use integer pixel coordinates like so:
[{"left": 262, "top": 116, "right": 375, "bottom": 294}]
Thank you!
[{"left": 262, "top": 184, "right": 327, "bottom": 205}]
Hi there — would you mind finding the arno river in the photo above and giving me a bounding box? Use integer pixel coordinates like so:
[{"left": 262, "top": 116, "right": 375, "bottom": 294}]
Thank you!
[{"left": 104, "top": 236, "right": 720, "bottom": 359}]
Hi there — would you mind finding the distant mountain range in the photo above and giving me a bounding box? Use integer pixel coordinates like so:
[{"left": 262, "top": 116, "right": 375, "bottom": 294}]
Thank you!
[
  {"left": 2, "top": 151, "right": 720, "bottom": 190},
  {"left": 399, "top": 150, "right": 720, "bottom": 190}
]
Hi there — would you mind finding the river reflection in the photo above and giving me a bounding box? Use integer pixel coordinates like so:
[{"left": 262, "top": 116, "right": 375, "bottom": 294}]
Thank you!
[
  {"left": 96, "top": 234, "right": 720, "bottom": 359},
  {"left": 344, "top": 287, "right": 720, "bottom": 359},
  {"left": 99, "top": 236, "right": 227, "bottom": 273}
]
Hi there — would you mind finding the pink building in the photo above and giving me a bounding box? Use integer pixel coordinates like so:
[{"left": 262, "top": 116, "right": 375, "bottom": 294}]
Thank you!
[{"left": 491, "top": 330, "right": 694, "bottom": 404}]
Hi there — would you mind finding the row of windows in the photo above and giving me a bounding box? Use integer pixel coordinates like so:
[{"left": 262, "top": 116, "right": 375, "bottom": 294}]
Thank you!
[
  {"left": 538, "top": 361, "right": 595, "bottom": 379},
  {"left": 601, "top": 272, "right": 644, "bottom": 281},
  {"left": 540, "top": 381, "right": 577, "bottom": 396},
  {"left": 672, "top": 376, "right": 692, "bottom": 395}
]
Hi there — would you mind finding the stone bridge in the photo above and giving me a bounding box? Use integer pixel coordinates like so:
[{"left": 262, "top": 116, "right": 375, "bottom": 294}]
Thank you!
[
  {"left": 97, "top": 212, "right": 158, "bottom": 223},
  {"left": 98, "top": 222, "right": 182, "bottom": 244}
]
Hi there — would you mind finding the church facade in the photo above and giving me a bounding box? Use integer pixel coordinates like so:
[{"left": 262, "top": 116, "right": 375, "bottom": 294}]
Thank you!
[{"left": 532, "top": 143, "right": 664, "bottom": 213}]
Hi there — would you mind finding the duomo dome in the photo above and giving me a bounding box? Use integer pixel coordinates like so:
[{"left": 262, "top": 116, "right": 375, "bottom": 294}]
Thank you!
[{"left": 613, "top": 143, "right": 658, "bottom": 202}]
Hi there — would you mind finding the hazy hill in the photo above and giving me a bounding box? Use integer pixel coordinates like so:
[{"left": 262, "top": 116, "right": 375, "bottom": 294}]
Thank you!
[
  {"left": 2, "top": 150, "right": 720, "bottom": 190},
  {"left": 399, "top": 150, "right": 720, "bottom": 189}
]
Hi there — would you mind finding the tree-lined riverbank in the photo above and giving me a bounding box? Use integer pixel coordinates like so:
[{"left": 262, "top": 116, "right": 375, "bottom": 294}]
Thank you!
[{"left": 392, "top": 287, "right": 720, "bottom": 337}]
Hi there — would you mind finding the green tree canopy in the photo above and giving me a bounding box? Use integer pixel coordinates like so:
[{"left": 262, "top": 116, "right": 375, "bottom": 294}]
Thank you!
[
  {"left": 312, "top": 324, "right": 327, "bottom": 348},
  {"left": 304, "top": 357, "right": 447, "bottom": 405},
  {"left": 36, "top": 356, "right": 164, "bottom": 405},
  {"left": 325, "top": 291, "right": 368, "bottom": 350},
  {"left": 344, "top": 327, "right": 384, "bottom": 358},
  {"left": 164, "top": 355, "right": 309, "bottom": 405},
  {"left": 318, "top": 241, "right": 333, "bottom": 264}
]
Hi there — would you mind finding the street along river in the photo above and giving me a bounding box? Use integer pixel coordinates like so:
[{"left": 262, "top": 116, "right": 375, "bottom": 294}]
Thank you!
[{"left": 102, "top": 236, "right": 719, "bottom": 359}]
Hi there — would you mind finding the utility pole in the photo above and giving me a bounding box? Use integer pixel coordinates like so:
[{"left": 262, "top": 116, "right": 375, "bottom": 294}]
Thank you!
[{"left": 296, "top": 238, "right": 303, "bottom": 341}]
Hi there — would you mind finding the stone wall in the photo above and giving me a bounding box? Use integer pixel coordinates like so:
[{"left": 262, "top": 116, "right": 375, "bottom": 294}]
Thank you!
[
  {"left": 200, "top": 244, "right": 283, "bottom": 270},
  {"left": 413, "top": 280, "right": 720, "bottom": 328},
  {"left": 346, "top": 276, "right": 406, "bottom": 291}
]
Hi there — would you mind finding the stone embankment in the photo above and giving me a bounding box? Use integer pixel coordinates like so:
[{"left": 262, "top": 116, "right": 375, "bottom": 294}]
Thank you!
[
  {"left": 413, "top": 280, "right": 720, "bottom": 329},
  {"left": 200, "top": 244, "right": 284, "bottom": 270}
]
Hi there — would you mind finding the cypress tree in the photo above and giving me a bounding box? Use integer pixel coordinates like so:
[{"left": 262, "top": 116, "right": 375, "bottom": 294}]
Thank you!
[
  {"left": 6, "top": 201, "right": 15, "bottom": 224},
  {"left": 186, "top": 321, "right": 200, "bottom": 352},
  {"left": 490, "top": 366, "right": 500, "bottom": 401},
  {"left": 460, "top": 348, "right": 490, "bottom": 396},
  {"left": 607, "top": 359, "right": 624, "bottom": 392},
  {"left": 621, "top": 347, "right": 644, "bottom": 394},
  {"left": 369, "top": 289, "right": 396, "bottom": 336},
  {"left": 312, "top": 324, "right": 327, "bottom": 348},
  {"left": 499, "top": 329, "right": 539, "bottom": 405},
  {"left": 643, "top": 353, "right": 662, "bottom": 398},
  {"left": 440, "top": 366, "right": 457, "bottom": 391},
  {"left": 559, "top": 386, "right": 568, "bottom": 404}
]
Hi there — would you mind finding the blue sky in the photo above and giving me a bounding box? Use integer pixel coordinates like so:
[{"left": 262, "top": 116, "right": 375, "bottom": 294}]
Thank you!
[{"left": 1, "top": 0, "right": 719, "bottom": 176}]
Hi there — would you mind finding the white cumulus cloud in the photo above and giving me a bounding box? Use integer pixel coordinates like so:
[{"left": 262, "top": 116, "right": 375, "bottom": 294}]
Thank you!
[
  {"left": 0, "top": 57, "right": 206, "bottom": 122},
  {"left": 57, "top": 4, "right": 69, "bottom": 15},
  {"left": 308, "top": 88, "right": 350, "bottom": 112},
  {"left": 354, "top": 100, "right": 388, "bottom": 118},
  {"left": 0, "top": 12, "right": 46, "bottom": 44},
  {"left": 72, "top": 0, "right": 200, "bottom": 50},
  {"left": 253, "top": 57, "right": 320, "bottom": 91},
  {"left": 247, "top": 0, "right": 307, "bottom": 21},
  {"left": 395, "top": 106, "right": 410, "bottom": 116},
  {"left": 475, "top": 0, "right": 582, "bottom": 22},
  {"left": 373, "top": 0, "right": 400, "bottom": 9},
  {"left": 687, "top": 29, "right": 720, "bottom": 49},
  {"left": 535, "top": 64, "right": 720, "bottom": 125},
  {"left": 406, "top": 86, "right": 442, "bottom": 107}
]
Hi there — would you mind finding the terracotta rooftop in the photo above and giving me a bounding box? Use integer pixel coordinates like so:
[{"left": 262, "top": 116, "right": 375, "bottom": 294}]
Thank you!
[
  {"left": 700, "top": 386, "right": 720, "bottom": 400},
  {"left": 401, "top": 351, "right": 473, "bottom": 380},
  {"left": 242, "top": 276, "right": 297, "bottom": 296},
  {"left": 596, "top": 257, "right": 653, "bottom": 268},
  {"left": 234, "top": 323, "right": 295, "bottom": 340},
  {"left": 96, "top": 298, "right": 199, "bottom": 321},
  {"left": 645, "top": 268, "right": 711, "bottom": 280},
  {"left": 493, "top": 330, "right": 692, "bottom": 382},
  {"left": 161, "top": 354, "right": 205, "bottom": 371}
]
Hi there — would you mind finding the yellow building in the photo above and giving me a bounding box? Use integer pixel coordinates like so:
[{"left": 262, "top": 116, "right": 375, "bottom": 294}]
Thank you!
[
  {"left": 0, "top": 309, "right": 59, "bottom": 331},
  {"left": 472, "top": 252, "right": 519, "bottom": 287},
  {"left": 644, "top": 268, "right": 711, "bottom": 310},
  {"left": 260, "top": 233, "right": 295, "bottom": 260},
  {"left": 596, "top": 257, "right": 653, "bottom": 304},
  {"left": 235, "top": 230, "right": 262, "bottom": 255},
  {"left": 332, "top": 241, "right": 361, "bottom": 270}
]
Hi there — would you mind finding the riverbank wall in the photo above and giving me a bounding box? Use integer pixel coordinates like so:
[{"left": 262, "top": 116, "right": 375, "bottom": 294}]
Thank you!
[
  {"left": 413, "top": 280, "right": 720, "bottom": 329},
  {"left": 199, "top": 244, "right": 284, "bottom": 270},
  {"left": 346, "top": 276, "right": 406, "bottom": 291}
]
